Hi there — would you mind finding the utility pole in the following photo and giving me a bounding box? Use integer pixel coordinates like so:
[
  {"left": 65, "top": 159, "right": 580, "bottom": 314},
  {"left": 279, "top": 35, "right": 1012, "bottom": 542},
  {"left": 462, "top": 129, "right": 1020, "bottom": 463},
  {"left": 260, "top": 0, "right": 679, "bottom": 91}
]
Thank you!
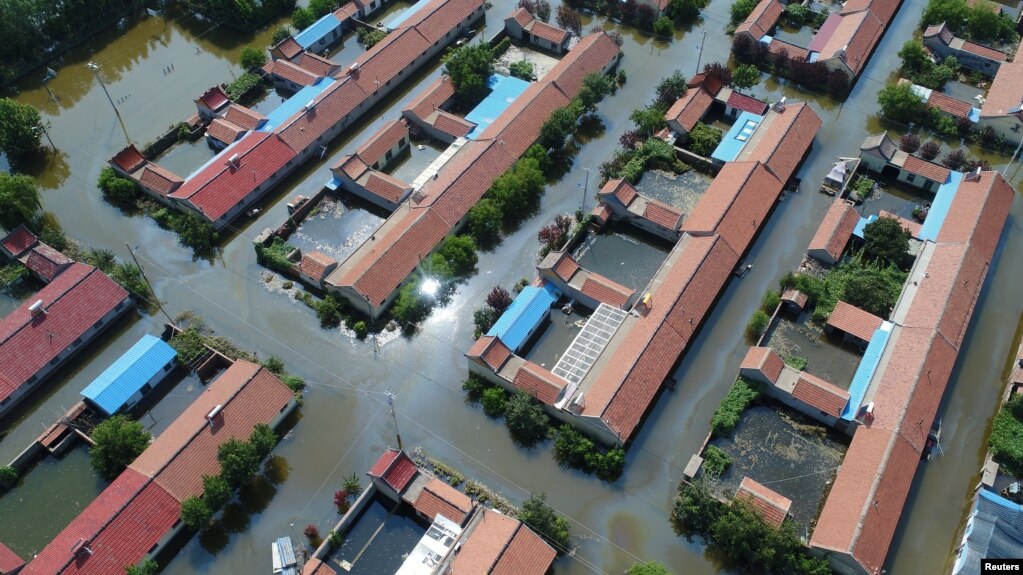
[
  {"left": 125, "top": 243, "right": 175, "bottom": 325},
  {"left": 87, "top": 62, "right": 131, "bottom": 144},
  {"left": 579, "top": 167, "right": 590, "bottom": 213},
  {"left": 35, "top": 123, "right": 55, "bottom": 150},
  {"left": 695, "top": 30, "right": 707, "bottom": 75},
  {"left": 386, "top": 390, "right": 403, "bottom": 451},
  {"left": 42, "top": 67, "right": 57, "bottom": 102},
  {"left": 1003, "top": 134, "right": 1023, "bottom": 177}
]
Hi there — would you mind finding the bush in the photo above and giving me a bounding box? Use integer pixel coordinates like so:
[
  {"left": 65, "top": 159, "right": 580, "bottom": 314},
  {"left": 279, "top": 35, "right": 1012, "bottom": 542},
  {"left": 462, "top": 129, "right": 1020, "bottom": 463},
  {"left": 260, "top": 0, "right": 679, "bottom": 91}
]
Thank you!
[
  {"left": 784, "top": 355, "right": 808, "bottom": 371},
  {"left": 174, "top": 211, "right": 219, "bottom": 252},
  {"left": 473, "top": 305, "right": 499, "bottom": 339},
  {"left": 98, "top": 167, "right": 141, "bottom": 208},
  {"left": 942, "top": 148, "right": 968, "bottom": 170},
  {"left": 0, "top": 466, "right": 17, "bottom": 491},
  {"left": 486, "top": 286, "right": 513, "bottom": 312},
  {"left": 746, "top": 309, "right": 770, "bottom": 341},
  {"left": 630, "top": 105, "right": 668, "bottom": 137},
  {"left": 701, "top": 445, "right": 732, "bottom": 477},
  {"left": 685, "top": 123, "right": 722, "bottom": 156},
  {"left": 202, "top": 474, "right": 232, "bottom": 512},
  {"left": 920, "top": 140, "right": 941, "bottom": 160},
  {"left": 462, "top": 373, "right": 488, "bottom": 402},
  {"left": 760, "top": 290, "right": 780, "bottom": 313},
  {"left": 255, "top": 238, "right": 295, "bottom": 273},
  {"left": 481, "top": 387, "right": 507, "bottom": 417},
  {"left": 899, "top": 133, "right": 921, "bottom": 153},
  {"left": 181, "top": 496, "right": 213, "bottom": 530},
  {"left": 352, "top": 320, "right": 368, "bottom": 339},
  {"left": 225, "top": 72, "right": 264, "bottom": 102},
  {"left": 250, "top": 423, "right": 278, "bottom": 460},
  {"left": 314, "top": 294, "right": 345, "bottom": 328},
  {"left": 357, "top": 26, "right": 388, "bottom": 48},
  {"left": 90, "top": 415, "right": 153, "bottom": 481},
  {"left": 509, "top": 60, "right": 534, "bottom": 80},
  {"left": 240, "top": 46, "right": 267, "bottom": 71},
  {"left": 628, "top": 562, "right": 672, "bottom": 575},
  {"left": 304, "top": 524, "right": 320, "bottom": 543},
  {"left": 262, "top": 356, "right": 285, "bottom": 375},
  {"left": 504, "top": 391, "right": 551, "bottom": 446},
  {"left": 519, "top": 493, "right": 571, "bottom": 552},
  {"left": 653, "top": 16, "right": 674, "bottom": 37},
  {"left": 730, "top": 0, "right": 759, "bottom": 24},
  {"left": 126, "top": 559, "right": 160, "bottom": 575},
  {"left": 271, "top": 26, "right": 292, "bottom": 45},
  {"left": 710, "top": 378, "right": 763, "bottom": 437},
  {"left": 990, "top": 395, "right": 1023, "bottom": 476}
]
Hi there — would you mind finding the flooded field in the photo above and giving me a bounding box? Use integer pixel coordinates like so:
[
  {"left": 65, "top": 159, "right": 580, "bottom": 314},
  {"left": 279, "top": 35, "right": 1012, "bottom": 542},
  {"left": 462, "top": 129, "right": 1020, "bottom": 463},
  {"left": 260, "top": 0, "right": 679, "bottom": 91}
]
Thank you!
[
  {"left": 763, "top": 315, "right": 864, "bottom": 388},
  {"left": 634, "top": 169, "right": 712, "bottom": 213},
  {"left": 288, "top": 194, "right": 386, "bottom": 263},
  {"left": 707, "top": 403, "right": 848, "bottom": 534},
  {"left": 572, "top": 222, "right": 671, "bottom": 293}
]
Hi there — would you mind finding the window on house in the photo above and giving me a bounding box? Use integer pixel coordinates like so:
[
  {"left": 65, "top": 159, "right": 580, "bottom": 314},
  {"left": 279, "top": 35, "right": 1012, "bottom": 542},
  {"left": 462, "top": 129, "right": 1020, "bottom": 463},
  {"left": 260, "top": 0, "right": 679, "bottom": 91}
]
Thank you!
[
  {"left": 50, "top": 357, "right": 60, "bottom": 366},
  {"left": 385, "top": 149, "right": 393, "bottom": 160},
  {"left": 907, "top": 174, "right": 916, "bottom": 183},
  {"left": 399, "top": 137, "right": 406, "bottom": 147},
  {"left": 141, "top": 383, "right": 152, "bottom": 395}
]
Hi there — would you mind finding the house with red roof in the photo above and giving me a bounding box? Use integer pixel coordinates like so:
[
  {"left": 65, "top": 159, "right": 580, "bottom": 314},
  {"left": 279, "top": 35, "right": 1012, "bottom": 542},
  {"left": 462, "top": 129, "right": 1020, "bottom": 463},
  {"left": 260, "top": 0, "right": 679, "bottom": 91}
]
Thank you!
[
  {"left": 860, "top": 131, "right": 951, "bottom": 193},
  {"left": 193, "top": 86, "right": 230, "bottom": 122},
  {"left": 107, "top": 144, "right": 184, "bottom": 202},
  {"left": 923, "top": 22, "right": 1007, "bottom": 76},
  {"left": 298, "top": 251, "right": 339, "bottom": 285},
  {"left": 504, "top": 8, "right": 573, "bottom": 54},
  {"left": 596, "top": 178, "right": 684, "bottom": 241},
  {"left": 21, "top": 360, "right": 297, "bottom": 575},
  {"left": 978, "top": 36, "right": 1023, "bottom": 145},
  {"left": 329, "top": 119, "right": 414, "bottom": 210},
  {"left": 400, "top": 76, "right": 475, "bottom": 144},
  {"left": 808, "top": 199, "right": 859, "bottom": 265},
  {"left": 0, "top": 542, "right": 24, "bottom": 575},
  {"left": 0, "top": 261, "right": 132, "bottom": 420}
]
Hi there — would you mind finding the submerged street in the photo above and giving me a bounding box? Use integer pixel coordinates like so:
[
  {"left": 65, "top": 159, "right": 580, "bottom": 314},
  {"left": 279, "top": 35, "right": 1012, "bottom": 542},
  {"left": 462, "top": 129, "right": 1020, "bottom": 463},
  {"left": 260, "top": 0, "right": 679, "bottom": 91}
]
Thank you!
[{"left": 1, "top": 0, "right": 1022, "bottom": 572}]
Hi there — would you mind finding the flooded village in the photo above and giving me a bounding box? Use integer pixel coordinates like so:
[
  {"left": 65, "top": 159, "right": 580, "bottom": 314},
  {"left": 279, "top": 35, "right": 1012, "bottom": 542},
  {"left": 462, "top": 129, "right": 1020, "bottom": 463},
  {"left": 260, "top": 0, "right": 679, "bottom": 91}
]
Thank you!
[{"left": 2, "top": 0, "right": 1023, "bottom": 572}]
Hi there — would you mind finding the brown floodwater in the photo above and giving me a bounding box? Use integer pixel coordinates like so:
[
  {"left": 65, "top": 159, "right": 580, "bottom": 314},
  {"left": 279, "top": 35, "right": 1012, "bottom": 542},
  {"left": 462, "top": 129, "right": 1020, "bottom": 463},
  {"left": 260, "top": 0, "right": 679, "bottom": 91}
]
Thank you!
[{"left": 1, "top": 0, "right": 1022, "bottom": 572}]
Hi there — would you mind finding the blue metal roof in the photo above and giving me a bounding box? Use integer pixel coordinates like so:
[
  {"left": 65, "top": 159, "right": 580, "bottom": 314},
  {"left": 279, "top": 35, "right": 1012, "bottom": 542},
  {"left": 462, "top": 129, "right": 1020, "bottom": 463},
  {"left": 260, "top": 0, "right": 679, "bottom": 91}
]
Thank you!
[
  {"left": 712, "top": 111, "right": 763, "bottom": 163},
  {"left": 841, "top": 321, "right": 893, "bottom": 420},
  {"left": 486, "top": 284, "right": 560, "bottom": 352},
  {"left": 465, "top": 75, "right": 531, "bottom": 140},
  {"left": 81, "top": 335, "right": 177, "bottom": 415},
  {"left": 853, "top": 214, "right": 877, "bottom": 239},
  {"left": 294, "top": 13, "right": 343, "bottom": 49},
  {"left": 260, "top": 78, "right": 337, "bottom": 131},
  {"left": 918, "top": 170, "right": 963, "bottom": 241},
  {"left": 954, "top": 489, "right": 1023, "bottom": 575},
  {"left": 386, "top": 0, "right": 432, "bottom": 30},
  {"left": 969, "top": 107, "right": 980, "bottom": 123}
]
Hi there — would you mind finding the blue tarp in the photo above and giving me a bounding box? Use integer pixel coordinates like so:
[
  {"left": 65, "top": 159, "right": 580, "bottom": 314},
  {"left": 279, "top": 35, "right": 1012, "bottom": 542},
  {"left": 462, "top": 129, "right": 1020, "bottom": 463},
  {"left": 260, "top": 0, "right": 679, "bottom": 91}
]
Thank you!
[
  {"left": 918, "top": 170, "right": 963, "bottom": 241},
  {"left": 81, "top": 335, "right": 177, "bottom": 416},
  {"left": 841, "top": 321, "right": 893, "bottom": 420},
  {"left": 260, "top": 78, "right": 336, "bottom": 131},
  {"left": 386, "top": 0, "right": 432, "bottom": 30},
  {"left": 486, "top": 284, "right": 560, "bottom": 352},
  {"left": 711, "top": 111, "right": 763, "bottom": 163},
  {"left": 465, "top": 75, "right": 531, "bottom": 140},
  {"left": 294, "top": 13, "right": 343, "bottom": 49}
]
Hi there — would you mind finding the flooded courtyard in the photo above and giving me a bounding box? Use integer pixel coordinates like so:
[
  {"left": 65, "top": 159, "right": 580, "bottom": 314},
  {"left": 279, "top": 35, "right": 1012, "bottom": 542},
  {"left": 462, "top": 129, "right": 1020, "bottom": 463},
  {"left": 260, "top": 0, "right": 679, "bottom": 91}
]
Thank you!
[
  {"left": 287, "top": 194, "right": 387, "bottom": 264},
  {"left": 763, "top": 315, "right": 865, "bottom": 388},
  {"left": 572, "top": 221, "right": 671, "bottom": 294},
  {"left": 634, "top": 169, "right": 712, "bottom": 214}
]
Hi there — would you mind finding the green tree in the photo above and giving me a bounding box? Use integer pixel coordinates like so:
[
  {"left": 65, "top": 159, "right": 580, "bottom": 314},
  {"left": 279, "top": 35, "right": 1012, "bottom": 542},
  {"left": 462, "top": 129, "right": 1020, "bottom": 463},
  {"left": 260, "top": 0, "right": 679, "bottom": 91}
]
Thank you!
[
  {"left": 90, "top": 415, "right": 152, "bottom": 481},
  {"left": 262, "top": 356, "right": 285, "bottom": 375},
  {"left": 309, "top": 0, "right": 334, "bottom": 17},
  {"left": 630, "top": 106, "right": 667, "bottom": 137},
  {"left": 467, "top": 199, "right": 503, "bottom": 250},
  {"left": 922, "top": 0, "right": 970, "bottom": 31},
  {"left": 0, "top": 465, "right": 17, "bottom": 491},
  {"left": 217, "top": 438, "right": 260, "bottom": 488},
  {"left": 653, "top": 16, "right": 674, "bottom": 37},
  {"left": 462, "top": 373, "right": 488, "bottom": 401},
  {"left": 655, "top": 71, "right": 688, "bottom": 105},
  {"left": 990, "top": 395, "right": 1023, "bottom": 476},
  {"left": 863, "top": 216, "right": 910, "bottom": 266},
  {"left": 898, "top": 40, "right": 930, "bottom": 74},
  {"left": 553, "top": 425, "right": 593, "bottom": 468},
  {"left": 519, "top": 493, "right": 571, "bottom": 552},
  {"left": 98, "top": 168, "right": 141, "bottom": 208},
  {"left": 686, "top": 123, "right": 723, "bottom": 156},
  {"left": 292, "top": 7, "right": 315, "bottom": 29},
  {"left": 314, "top": 294, "right": 344, "bottom": 328},
  {"left": 732, "top": 64, "right": 760, "bottom": 92},
  {"left": 628, "top": 561, "right": 673, "bottom": 575},
  {"left": 503, "top": 391, "right": 551, "bottom": 446},
  {"left": 509, "top": 60, "right": 534, "bottom": 80},
  {"left": 240, "top": 46, "right": 267, "bottom": 71},
  {"left": 250, "top": 423, "right": 278, "bottom": 460},
  {"left": 271, "top": 26, "right": 293, "bottom": 45},
  {"left": 0, "top": 98, "right": 45, "bottom": 167},
  {"left": 539, "top": 106, "right": 578, "bottom": 149},
  {"left": 842, "top": 267, "right": 903, "bottom": 317},
  {"left": 392, "top": 280, "right": 433, "bottom": 325},
  {"left": 730, "top": 0, "right": 760, "bottom": 24},
  {"left": 443, "top": 43, "right": 495, "bottom": 106},
  {"left": 174, "top": 211, "right": 219, "bottom": 252},
  {"left": 0, "top": 172, "right": 42, "bottom": 232},
  {"left": 125, "top": 559, "right": 159, "bottom": 575},
  {"left": 357, "top": 26, "right": 388, "bottom": 48},
  {"left": 437, "top": 235, "right": 478, "bottom": 277},
  {"left": 578, "top": 72, "right": 614, "bottom": 112},
  {"left": 878, "top": 83, "right": 925, "bottom": 124},
  {"left": 666, "top": 0, "right": 708, "bottom": 22},
  {"left": 202, "top": 474, "right": 232, "bottom": 511},
  {"left": 481, "top": 387, "right": 507, "bottom": 417},
  {"left": 181, "top": 496, "right": 213, "bottom": 530}
]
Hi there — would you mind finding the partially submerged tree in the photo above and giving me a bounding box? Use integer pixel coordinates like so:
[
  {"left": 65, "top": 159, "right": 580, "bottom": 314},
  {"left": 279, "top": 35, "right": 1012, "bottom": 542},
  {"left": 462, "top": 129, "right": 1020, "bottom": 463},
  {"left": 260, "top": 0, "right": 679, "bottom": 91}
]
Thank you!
[
  {"left": 0, "top": 172, "right": 43, "bottom": 232},
  {"left": 0, "top": 98, "right": 46, "bottom": 168},
  {"left": 519, "top": 493, "right": 571, "bottom": 551},
  {"left": 90, "top": 415, "right": 152, "bottom": 481},
  {"left": 443, "top": 43, "right": 495, "bottom": 107}
]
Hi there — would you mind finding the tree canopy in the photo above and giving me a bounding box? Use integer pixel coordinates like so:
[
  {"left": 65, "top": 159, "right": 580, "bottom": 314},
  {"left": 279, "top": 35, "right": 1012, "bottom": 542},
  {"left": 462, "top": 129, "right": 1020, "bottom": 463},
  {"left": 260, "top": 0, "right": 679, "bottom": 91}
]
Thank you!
[
  {"left": 655, "top": 71, "right": 687, "bottom": 105},
  {"left": 443, "top": 43, "right": 495, "bottom": 107},
  {"left": 0, "top": 99, "right": 45, "bottom": 168},
  {"left": 503, "top": 391, "right": 551, "bottom": 446},
  {"left": 90, "top": 415, "right": 152, "bottom": 481},
  {"left": 628, "top": 562, "right": 673, "bottom": 575},
  {"left": 878, "top": 83, "right": 926, "bottom": 124},
  {"left": 732, "top": 64, "right": 760, "bottom": 92},
  {"left": 863, "top": 216, "right": 910, "bottom": 266},
  {"left": 0, "top": 172, "right": 43, "bottom": 232},
  {"left": 519, "top": 493, "right": 571, "bottom": 552},
  {"left": 240, "top": 47, "right": 267, "bottom": 71},
  {"left": 217, "top": 437, "right": 261, "bottom": 488},
  {"left": 202, "top": 474, "right": 232, "bottom": 511},
  {"left": 180, "top": 496, "right": 213, "bottom": 530}
]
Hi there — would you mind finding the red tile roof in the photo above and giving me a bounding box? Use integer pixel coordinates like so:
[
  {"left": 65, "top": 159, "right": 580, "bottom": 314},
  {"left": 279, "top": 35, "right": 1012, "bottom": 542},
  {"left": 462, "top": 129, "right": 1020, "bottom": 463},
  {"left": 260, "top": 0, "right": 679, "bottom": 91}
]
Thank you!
[
  {"left": 277, "top": 78, "right": 368, "bottom": 153},
  {"left": 817, "top": 10, "right": 884, "bottom": 75},
  {"left": 766, "top": 38, "right": 809, "bottom": 62},
  {"left": 299, "top": 251, "right": 337, "bottom": 283},
  {"left": 598, "top": 179, "right": 637, "bottom": 206},
  {"left": 509, "top": 7, "right": 534, "bottom": 28},
  {"left": 333, "top": 2, "right": 359, "bottom": 20},
  {"left": 134, "top": 363, "right": 293, "bottom": 502},
  {"left": 552, "top": 252, "right": 580, "bottom": 281},
  {"left": 736, "top": 476, "right": 792, "bottom": 527},
  {"left": 926, "top": 91, "right": 972, "bottom": 119},
  {"left": 727, "top": 91, "right": 768, "bottom": 115},
  {"left": 295, "top": 52, "right": 338, "bottom": 77},
  {"left": 401, "top": 0, "right": 482, "bottom": 43},
  {"left": 740, "top": 346, "right": 784, "bottom": 384},
  {"left": 808, "top": 12, "right": 844, "bottom": 52},
  {"left": 335, "top": 154, "right": 369, "bottom": 181},
  {"left": 26, "top": 245, "right": 71, "bottom": 282},
  {"left": 432, "top": 111, "right": 475, "bottom": 138},
  {"left": 356, "top": 119, "right": 408, "bottom": 164},
  {"left": 197, "top": 86, "right": 230, "bottom": 111},
  {"left": 680, "top": 161, "right": 782, "bottom": 256},
  {"left": 170, "top": 132, "right": 297, "bottom": 222},
  {"left": 138, "top": 163, "right": 183, "bottom": 196},
  {"left": 781, "top": 287, "right": 808, "bottom": 309},
  {"left": 21, "top": 468, "right": 150, "bottom": 575},
  {"left": 272, "top": 37, "right": 302, "bottom": 60},
  {"left": 545, "top": 31, "right": 620, "bottom": 97},
  {"left": 878, "top": 210, "right": 922, "bottom": 238},
  {"left": 413, "top": 478, "right": 472, "bottom": 524},
  {"left": 901, "top": 154, "right": 950, "bottom": 183},
  {"left": 382, "top": 452, "right": 418, "bottom": 492},
  {"left": 369, "top": 448, "right": 400, "bottom": 477},
  {"left": 349, "top": 28, "right": 431, "bottom": 94},
  {"left": 110, "top": 145, "right": 146, "bottom": 173},
  {"left": 490, "top": 523, "right": 558, "bottom": 575},
  {"left": 643, "top": 199, "right": 683, "bottom": 230},
  {"left": 206, "top": 118, "right": 245, "bottom": 146},
  {"left": 665, "top": 87, "right": 714, "bottom": 133},
  {"left": 828, "top": 300, "right": 883, "bottom": 342},
  {"left": 961, "top": 40, "right": 1007, "bottom": 62},
  {"left": 352, "top": 210, "right": 451, "bottom": 306},
  {"left": 222, "top": 104, "right": 266, "bottom": 130},
  {"left": 265, "top": 58, "right": 320, "bottom": 86},
  {"left": 792, "top": 371, "right": 850, "bottom": 417},
  {"left": 981, "top": 38, "right": 1023, "bottom": 118},
  {"left": 466, "top": 336, "right": 513, "bottom": 371},
  {"left": 0, "top": 263, "right": 129, "bottom": 403},
  {"left": 0, "top": 542, "right": 24, "bottom": 574},
  {"left": 1, "top": 225, "right": 37, "bottom": 258},
  {"left": 362, "top": 171, "right": 410, "bottom": 204},
  {"left": 688, "top": 72, "right": 724, "bottom": 96},
  {"left": 403, "top": 76, "right": 456, "bottom": 121},
  {"left": 512, "top": 362, "right": 567, "bottom": 405},
  {"left": 527, "top": 20, "right": 570, "bottom": 46},
  {"left": 736, "top": 0, "right": 782, "bottom": 40},
  {"left": 808, "top": 199, "right": 858, "bottom": 263},
  {"left": 740, "top": 102, "right": 821, "bottom": 183},
  {"left": 580, "top": 275, "right": 633, "bottom": 309}
]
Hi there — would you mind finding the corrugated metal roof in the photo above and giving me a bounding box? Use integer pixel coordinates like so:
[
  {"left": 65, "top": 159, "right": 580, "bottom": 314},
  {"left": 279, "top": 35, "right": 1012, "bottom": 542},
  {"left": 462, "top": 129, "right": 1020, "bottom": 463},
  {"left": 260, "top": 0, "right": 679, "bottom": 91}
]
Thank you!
[
  {"left": 80, "top": 335, "right": 177, "bottom": 415},
  {"left": 712, "top": 111, "right": 763, "bottom": 163},
  {"left": 260, "top": 78, "right": 336, "bottom": 131},
  {"left": 918, "top": 170, "right": 964, "bottom": 241},
  {"left": 486, "top": 284, "right": 560, "bottom": 352},
  {"left": 465, "top": 75, "right": 531, "bottom": 140},
  {"left": 841, "top": 321, "right": 893, "bottom": 420},
  {"left": 294, "top": 13, "right": 343, "bottom": 48}
]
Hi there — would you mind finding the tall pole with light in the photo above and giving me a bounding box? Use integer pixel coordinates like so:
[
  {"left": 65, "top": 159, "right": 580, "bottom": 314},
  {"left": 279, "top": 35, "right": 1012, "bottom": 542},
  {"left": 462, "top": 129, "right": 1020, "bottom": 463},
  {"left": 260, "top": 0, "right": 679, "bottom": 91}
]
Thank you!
[
  {"left": 87, "top": 61, "right": 131, "bottom": 144},
  {"left": 386, "top": 391, "right": 403, "bottom": 451}
]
